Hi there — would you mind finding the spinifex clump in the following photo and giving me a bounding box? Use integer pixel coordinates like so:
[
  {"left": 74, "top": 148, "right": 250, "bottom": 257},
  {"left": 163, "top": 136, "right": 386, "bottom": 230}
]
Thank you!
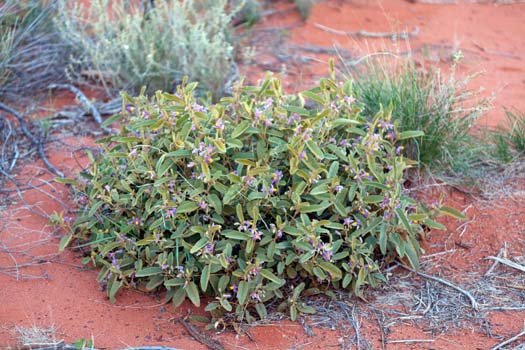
[{"left": 63, "top": 72, "right": 459, "bottom": 323}]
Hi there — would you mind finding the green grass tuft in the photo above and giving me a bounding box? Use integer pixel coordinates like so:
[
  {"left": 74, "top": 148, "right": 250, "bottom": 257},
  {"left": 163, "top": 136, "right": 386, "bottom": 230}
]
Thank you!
[{"left": 345, "top": 58, "right": 490, "bottom": 174}]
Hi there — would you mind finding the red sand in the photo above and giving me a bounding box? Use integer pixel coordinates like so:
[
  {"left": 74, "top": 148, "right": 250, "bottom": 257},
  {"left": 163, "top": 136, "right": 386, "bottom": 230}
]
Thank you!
[{"left": 1, "top": 1, "right": 525, "bottom": 349}]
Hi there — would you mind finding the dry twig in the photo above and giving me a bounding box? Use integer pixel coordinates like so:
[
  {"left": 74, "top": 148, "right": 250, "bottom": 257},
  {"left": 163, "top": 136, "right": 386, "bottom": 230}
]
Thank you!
[
  {"left": 398, "top": 264, "right": 480, "bottom": 310},
  {"left": 314, "top": 23, "right": 419, "bottom": 41}
]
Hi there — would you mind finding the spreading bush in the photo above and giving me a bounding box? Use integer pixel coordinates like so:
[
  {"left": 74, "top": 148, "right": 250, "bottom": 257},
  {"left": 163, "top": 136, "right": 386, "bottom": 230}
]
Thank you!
[
  {"left": 55, "top": 0, "right": 240, "bottom": 98},
  {"left": 63, "top": 73, "right": 460, "bottom": 323}
]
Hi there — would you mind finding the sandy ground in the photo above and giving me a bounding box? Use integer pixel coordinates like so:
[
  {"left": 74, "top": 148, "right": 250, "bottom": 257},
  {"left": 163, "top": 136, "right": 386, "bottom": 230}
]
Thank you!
[{"left": 1, "top": 1, "right": 525, "bottom": 349}]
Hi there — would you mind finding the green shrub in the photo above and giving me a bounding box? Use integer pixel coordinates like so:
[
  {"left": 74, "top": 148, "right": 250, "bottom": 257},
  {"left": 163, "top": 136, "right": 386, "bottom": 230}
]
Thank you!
[
  {"left": 0, "top": 0, "right": 68, "bottom": 100},
  {"left": 55, "top": 0, "right": 240, "bottom": 98},
  {"left": 295, "top": 0, "right": 315, "bottom": 20},
  {"left": 496, "top": 109, "right": 525, "bottom": 160},
  {"left": 347, "top": 59, "right": 489, "bottom": 172},
  {"left": 234, "top": 0, "right": 262, "bottom": 26},
  {"left": 63, "top": 73, "right": 459, "bottom": 323}
]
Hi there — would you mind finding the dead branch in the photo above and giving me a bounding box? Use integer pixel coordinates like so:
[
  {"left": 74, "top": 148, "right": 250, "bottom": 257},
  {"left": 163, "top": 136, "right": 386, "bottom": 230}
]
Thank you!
[
  {"left": 485, "top": 245, "right": 507, "bottom": 276},
  {"left": 492, "top": 328, "right": 525, "bottom": 350},
  {"left": 0, "top": 102, "right": 63, "bottom": 177},
  {"left": 398, "top": 264, "right": 480, "bottom": 310},
  {"left": 313, "top": 23, "right": 419, "bottom": 41},
  {"left": 178, "top": 317, "right": 225, "bottom": 350},
  {"left": 486, "top": 256, "right": 525, "bottom": 273},
  {"left": 48, "top": 83, "right": 108, "bottom": 131}
]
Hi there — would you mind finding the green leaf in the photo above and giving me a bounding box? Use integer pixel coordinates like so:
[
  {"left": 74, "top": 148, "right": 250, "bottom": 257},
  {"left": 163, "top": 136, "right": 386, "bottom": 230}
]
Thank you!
[
  {"left": 237, "top": 280, "right": 249, "bottom": 304},
  {"left": 190, "top": 237, "right": 209, "bottom": 254},
  {"left": 379, "top": 224, "right": 387, "bottom": 255},
  {"left": 220, "top": 298, "right": 233, "bottom": 312},
  {"left": 177, "top": 201, "right": 198, "bottom": 214},
  {"left": 398, "top": 130, "right": 424, "bottom": 140},
  {"left": 424, "top": 218, "right": 446, "bottom": 230},
  {"left": 255, "top": 303, "right": 267, "bottom": 319},
  {"left": 172, "top": 287, "right": 186, "bottom": 307},
  {"left": 231, "top": 120, "right": 251, "bottom": 138},
  {"left": 310, "top": 183, "right": 328, "bottom": 195},
  {"left": 58, "top": 234, "right": 72, "bottom": 251},
  {"left": 208, "top": 194, "right": 222, "bottom": 214},
  {"left": 221, "top": 230, "right": 250, "bottom": 240},
  {"left": 396, "top": 208, "right": 415, "bottom": 236},
  {"left": 318, "top": 261, "right": 342, "bottom": 280},
  {"left": 109, "top": 278, "right": 122, "bottom": 303},
  {"left": 200, "top": 264, "right": 211, "bottom": 292},
  {"left": 301, "top": 90, "right": 325, "bottom": 105},
  {"left": 185, "top": 281, "right": 200, "bottom": 307},
  {"left": 405, "top": 239, "right": 420, "bottom": 270},
  {"left": 260, "top": 269, "right": 282, "bottom": 284},
  {"left": 306, "top": 141, "right": 324, "bottom": 160},
  {"left": 439, "top": 206, "right": 466, "bottom": 220},
  {"left": 135, "top": 267, "right": 163, "bottom": 277}
]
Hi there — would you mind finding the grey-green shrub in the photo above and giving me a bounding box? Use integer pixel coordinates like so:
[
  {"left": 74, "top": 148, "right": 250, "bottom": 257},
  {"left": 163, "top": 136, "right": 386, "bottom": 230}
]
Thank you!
[
  {"left": 295, "top": 0, "right": 314, "bottom": 20},
  {"left": 0, "top": 0, "right": 68, "bottom": 100},
  {"left": 55, "top": 0, "right": 240, "bottom": 98},
  {"left": 62, "top": 73, "right": 461, "bottom": 323}
]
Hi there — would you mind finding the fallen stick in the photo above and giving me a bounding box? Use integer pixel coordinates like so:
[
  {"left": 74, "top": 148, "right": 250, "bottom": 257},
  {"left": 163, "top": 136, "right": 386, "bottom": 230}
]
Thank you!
[
  {"left": 314, "top": 23, "right": 419, "bottom": 40},
  {"left": 48, "top": 83, "right": 109, "bottom": 131},
  {"left": 398, "top": 264, "right": 480, "bottom": 310},
  {"left": 486, "top": 256, "right": 525, "bottom": 273},
  {"left": 0, "top": 102, "right": 64, "bottom": 177},
  {"left": 492, "top": 329, "right": 525, "bottom": 350},
  {"left": 387, "top": 339, "right": 435, "bottom": 344},
  {"left": 178, "top": 317, "right": 225, "bottom": 350},
  {"left": 484, "top": 244, "right": 506, "bottom": 276}
]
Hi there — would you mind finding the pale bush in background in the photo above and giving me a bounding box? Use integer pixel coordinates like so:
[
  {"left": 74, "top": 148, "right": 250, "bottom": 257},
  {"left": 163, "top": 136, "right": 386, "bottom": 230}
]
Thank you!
[{"left": 55, "top": 0, "right": 240, "bottom": 98}]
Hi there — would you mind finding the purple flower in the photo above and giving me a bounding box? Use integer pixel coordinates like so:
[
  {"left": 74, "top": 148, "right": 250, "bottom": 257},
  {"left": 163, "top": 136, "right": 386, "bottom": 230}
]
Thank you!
[
  {"left": 344, "top": 95, "right": 356, "bottom": 105},
  {"left": 299, "top": 150, "right": 306, "bottom": 160},
  {"left": 321, "top": 248, "right": 333, "bottom": 261},
  {"left": 380, "top": 197, "right": 390, "bottom": 209},
  {"left": 192, "top": 103, "right": 207, "bottom": 113},
  {"left": 334, "top": 185, "right": 344, "bottom": 193},
  {"left": 250, "top": 228, "right": 263, "bottom": 241},
  {"left": 142, "top": 111, "right": 150, "bottom": 120},
  {"left": 104, "top": 185, "right": 111, "bottom": 192},
  {"left": 287, "top": 113, "right": 300, "bottom": 125},
  {"left": 129, "top": 216, "right": 142, "bottom": 226},
  {"left": 395, "top": 146, "right": 404, "bottom": 156},
  {"left": 254, "top": 108, "right": 263, "bottom": 121},
  {"left": 199, "top": 201, "right": 208, "bottom": 210},
  {"left": 263, "top": 97, "right": 274, "bottom": 110},
  {"left": 214, "top": 119, "right": 225, "bottom": 131},
  {"left": 250, "top": 291, "right": 262, "bottom": 302},
  {"left": 161, "top": 263, "right": 169, "bottom": 270},
  {"left": 129, "top": 148, "right": 138, "bottom": 159},
  {"left": 125, "top": 104, "right": 135, "bottom": 113},
  {"left": 78, "top": 195, "right": 88, "bottom": 206},
  {"left": 249, "top": 266, "right": 261, "bottom": 278},
  {"left": 262, "top": 184, "right": 276, "bottom": 196},
  {"left": 110, "top": 252, "right": 120, "bottom": 270},
  {"left": 276, "top": 229, "right": 283, "bottom": 239},
  {"left": 264, "top": 118, "right": 273, "bottom": 127},
  {"left": 387, "top": 130, "right": 396, "bottom": 142},
  {"left": 166, "top": 207, "right": 177, "bottom": 218},
  {"left": 204, "top": 243, "right": 215, "bottom": 255},
  {"left": 242, "top": 175, "right": 255, "bottom": 187},
  {"left": 187, "top": 162, "right": 195, "bottom": 168},
  {"left": 343, "top": 217, "right": 354, "bottom": 227}
]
